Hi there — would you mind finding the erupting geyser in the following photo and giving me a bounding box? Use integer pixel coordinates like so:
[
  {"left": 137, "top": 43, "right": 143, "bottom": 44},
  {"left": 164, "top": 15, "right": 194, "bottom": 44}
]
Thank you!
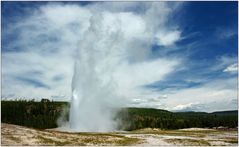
[
  {"left": 68, "top": 13, "right": 130, "bottom": 132},
  {"left": 68, "top": 4, "right": 179, "bottom": 132}
]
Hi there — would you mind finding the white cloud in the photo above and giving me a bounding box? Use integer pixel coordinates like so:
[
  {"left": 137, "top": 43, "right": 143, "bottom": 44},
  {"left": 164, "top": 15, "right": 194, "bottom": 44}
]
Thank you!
[
  {"left": 215, "top": 27, "right": 237, "bottom": 39},
  {"left": 156, "top": 30, "right": 181, "bottom": 46},
  {"left": 161, "top": 77, "right": 237, "bottom": 112},
  {"left": 211, "top": 55, "right": 237, "bottom": 72},
  {"left": 2, "top": 51, "right": 74, "bottom": 101},
  {"left": 170, "top": 102, "right": 202, "bottom": 112},
  {"left": 2, "top": 2, "right": 182, "bottom": 102},
  {"left": 223, "top": 63, "right": 238, "bottom": 73}
]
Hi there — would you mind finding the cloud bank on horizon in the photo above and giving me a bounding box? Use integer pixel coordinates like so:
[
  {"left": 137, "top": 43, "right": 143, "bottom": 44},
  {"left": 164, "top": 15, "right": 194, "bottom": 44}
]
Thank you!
[{"left": 1, "top": 1, "right": 238, "bottom": 112}]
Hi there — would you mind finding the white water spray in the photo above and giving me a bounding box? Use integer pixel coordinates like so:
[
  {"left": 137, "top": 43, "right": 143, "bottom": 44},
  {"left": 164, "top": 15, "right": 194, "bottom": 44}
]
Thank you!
[
  {"left": 68, "top": 3, "right": 180, "bottom": 132},
  {"left": 69, "top": 12, "right": 130, "bottom": 132}
]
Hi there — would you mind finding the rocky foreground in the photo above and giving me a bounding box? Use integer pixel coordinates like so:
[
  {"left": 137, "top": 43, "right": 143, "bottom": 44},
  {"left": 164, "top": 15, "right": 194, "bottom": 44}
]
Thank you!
[{"left": 1, "top": 123, "right": 238, "bottom": 146}]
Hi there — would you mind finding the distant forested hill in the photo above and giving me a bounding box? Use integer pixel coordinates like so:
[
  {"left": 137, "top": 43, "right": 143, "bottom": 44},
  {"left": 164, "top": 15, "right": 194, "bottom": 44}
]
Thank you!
[
  {"left": 1, "top": 100, "right": 68, "bottom": 128},
  {"left": 119, "top": 108, "right": 238, "bottom": 130},
  {"left": 1, "top": 100, "right": 238, "bottom": 130},
  {"left": 211, "top": 110, "right": 238, "bottom": 116}
]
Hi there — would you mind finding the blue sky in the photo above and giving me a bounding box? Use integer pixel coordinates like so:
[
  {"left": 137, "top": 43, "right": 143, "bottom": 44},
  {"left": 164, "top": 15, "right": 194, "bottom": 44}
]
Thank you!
[
  {"left": 1, "top": 1, "right": 238, "bottom": 112},
  {"left": 148, "top": 2, "right": 237, "bottom": 89}
]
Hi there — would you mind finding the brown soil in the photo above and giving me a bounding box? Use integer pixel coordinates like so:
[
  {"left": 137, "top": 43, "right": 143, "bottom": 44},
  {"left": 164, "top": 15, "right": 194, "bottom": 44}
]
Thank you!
[{"left": 1, "top": 123, "right": 238, "bottom": 146}]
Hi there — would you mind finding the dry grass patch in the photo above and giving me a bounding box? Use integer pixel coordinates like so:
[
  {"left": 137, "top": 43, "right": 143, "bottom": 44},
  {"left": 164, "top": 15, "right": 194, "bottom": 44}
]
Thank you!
[{"left": 164, "top": 138, "right": 211, "bottom": 146}]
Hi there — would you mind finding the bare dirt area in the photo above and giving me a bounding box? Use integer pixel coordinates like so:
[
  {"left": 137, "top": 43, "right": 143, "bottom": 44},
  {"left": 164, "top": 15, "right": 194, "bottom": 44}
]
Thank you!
[
  {"left": 1, "top": 123, "right": 141, "bottom": 146},
  {"left": 1, "top": 123, "right": 238, "bottom": 146}
]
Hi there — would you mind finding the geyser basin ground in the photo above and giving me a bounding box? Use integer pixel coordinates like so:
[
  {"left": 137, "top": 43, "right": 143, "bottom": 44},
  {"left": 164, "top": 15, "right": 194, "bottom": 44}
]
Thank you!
[{"left": 2, "top": 123, "right": 238, "bottom": 146}]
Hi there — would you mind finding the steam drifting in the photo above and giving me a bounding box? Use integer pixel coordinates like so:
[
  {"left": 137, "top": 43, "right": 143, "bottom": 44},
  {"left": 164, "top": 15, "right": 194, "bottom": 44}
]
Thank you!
[
  {"left": 69, "top": 12, "right": 125, "bottom": 131},
  {"left": 68, "top": 3, "right": 180, "bottom": 132}
]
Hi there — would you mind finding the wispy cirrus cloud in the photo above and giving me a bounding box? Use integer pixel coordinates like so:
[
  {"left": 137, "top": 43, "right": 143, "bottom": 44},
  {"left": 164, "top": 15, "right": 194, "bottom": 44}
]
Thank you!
[{"left": 223, "top": 63, "right": 238, "bottom": 73}]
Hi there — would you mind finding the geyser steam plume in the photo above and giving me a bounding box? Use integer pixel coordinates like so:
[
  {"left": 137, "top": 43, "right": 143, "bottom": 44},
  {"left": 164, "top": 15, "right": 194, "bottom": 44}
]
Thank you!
[
  {"left": 69, "top": 13, "right": 128, "bottom": 132},
  {"left": 68, "top": 3, "right": 180, "bottom": 132}
]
